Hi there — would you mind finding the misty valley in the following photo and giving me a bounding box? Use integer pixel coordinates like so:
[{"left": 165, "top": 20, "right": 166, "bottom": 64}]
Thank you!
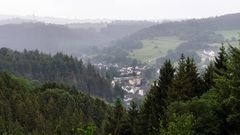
[{"left": 0, "top": 11, "right": 240, "bottom": 135}]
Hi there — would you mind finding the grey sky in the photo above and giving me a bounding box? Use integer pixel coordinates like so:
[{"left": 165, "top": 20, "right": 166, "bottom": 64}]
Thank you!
[{"left": 0, "top": 0, "right": 240, "bottom": 20}]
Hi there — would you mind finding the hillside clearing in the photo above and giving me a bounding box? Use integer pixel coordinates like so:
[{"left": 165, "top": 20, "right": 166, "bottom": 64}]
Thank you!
[
  {"left": 129, "top": 36, "right": 184, "bottom": 64},
  {"left": 216, "top": 29, "right": 240, "bottom": 40}
]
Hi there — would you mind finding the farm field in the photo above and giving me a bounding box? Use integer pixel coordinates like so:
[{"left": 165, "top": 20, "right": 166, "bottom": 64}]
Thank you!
[
  {"left": 216, "top": 29, "right": 240, "bottom": 40},
  {"left": 129, "top": 36, "right": 184, "bottom": 64}
]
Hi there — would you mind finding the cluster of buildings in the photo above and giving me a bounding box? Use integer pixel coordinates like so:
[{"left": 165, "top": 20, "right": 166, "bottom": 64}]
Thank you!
[
  {"left": 94, "top": 62, "right": 150, "bottom": 105},
  {"left": 119, "top": 66, "right": 142, "bottom": 76},
  {"left": 200, "top": 49, "right": 216, "bottom": 68},
  {"left": 94, "top": 63, "right": 119, "bottom": 70},
  {"left": 111, "top": 66, "right": 149, "bottom": 106},
  {"left": 203, "top": 49, "right": 215, "bottom": 58}
]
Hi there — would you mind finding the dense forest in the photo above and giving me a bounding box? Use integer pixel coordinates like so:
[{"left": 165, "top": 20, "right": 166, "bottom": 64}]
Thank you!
[
  {"left": 0, "top": 72, "right": 111, "bottom": 134},
  {"left": 101, "top": 41, "right": 240, "bottom": 135},
  {"left": 0, "top": 48, "right": 122, "bottom": 101},
  {"left": 1, "top": 40, "right": 240, "bottom": 134},
  {"left": 102, "top": 41, "right": 240, "bottom": 135}
]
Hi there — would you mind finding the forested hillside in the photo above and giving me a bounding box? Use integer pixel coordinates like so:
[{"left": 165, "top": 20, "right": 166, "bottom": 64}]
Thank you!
[
  {"left": 0, "top": 21, "right": 154, "bottom": 56},
  {"left": 0, "top": 72, "right": 111, "bottom": 134},
  {"left": 118, "top": 13, "right": 240, "bottom": 42},
  {"left": 0, "top": 48, "right": 121, "bottom": 101},
  {"left": 98, "top": 13, "right": 240, "bottom": 65},
  {"left": 1, "top": 0, "right": 240, "bottom": 134},
  {"left": 2, "top": 41, "right": 240, "bottom": 135},
  {"left": 101, "top": 41, "right": 240, "bottom": 135}
]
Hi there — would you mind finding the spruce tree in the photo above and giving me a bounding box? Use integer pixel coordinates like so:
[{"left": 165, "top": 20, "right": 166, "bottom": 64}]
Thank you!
[
  {"left": 170, "top": 55, "right": 188, "bottom": 101},
  {"left": 171, "top": 55, "right": 202, "bottom": 101},
  {"left": 141, "top": 60, "right": 175, "bottom": 135},
  {"left": 185, "top": 57, "right": 203, "bottom": 97},
  {"left": 103, "top": 98, "right": 129, "bottom": 135},
  {"left": 203, "top": 62, "right": 215, "bottom": 91},
  {"left": 214, "top": 44, "right": 228, "bottom": 75},
  {"left": 127, "top": 101, "right": 140, "bottom": 135},
  {"left": 213, "top": 44, "right": 240, "bottom": 134}
]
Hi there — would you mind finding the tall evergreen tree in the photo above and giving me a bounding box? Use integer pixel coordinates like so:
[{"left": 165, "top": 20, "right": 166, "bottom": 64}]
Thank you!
[
  {"left": 213, "top": 44, "right": 240, "bottom": 134},
  {"left": 185, "top": 57, "right": 203, "bottom": 96},
  {"left": 203, "top": 62, "right": 215, "bottom": 91},
  {"left": 171, "top": 55, "right": 202, "bottom": 101},
  {"left": 127, "top": 101, "right": 140, "bottom": 135},
  {"left": 103, "top": 98, "right": 129, "bottom": 135},
  {"left": 214, "top": 44, "right": 228, "bottom": 75},
  {"left": 141, "top": 60, "right": 175, "bottom": 135},
  {"left": 170, "top": 55, "right": 188, "bottom": 101}
]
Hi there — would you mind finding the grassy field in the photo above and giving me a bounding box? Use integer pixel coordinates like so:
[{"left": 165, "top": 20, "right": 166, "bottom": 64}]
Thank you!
[
  {"left": 208, "top": 30, "right": 240, "bottom": 48},
  {"left": 129, "top": 36, "right": 184, "bottom": 64},
  {"left": 216, "top": 29, "right": 240, "bottom": 40},
  {"left": 209, "top": 41, "right": 239, "bottom": 48}
]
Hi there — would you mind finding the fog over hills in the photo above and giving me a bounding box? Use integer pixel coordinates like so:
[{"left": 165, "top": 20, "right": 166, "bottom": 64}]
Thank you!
[
  {"left": 95, "top": 12, "right": 240, "bottom": 66},
  {"left": 1, "top": 0, "right": 240, "bottom": 133},
  {"left": 0, "top": 17, "right": 155, "bottom": 56},
  {"left": 1, "top": 12, "right": 240, "bottom": 61},
  {"left": 0, "top": 14, "right": 163, "bottom": 25},
  {"left": 0, "top": 15, "right": 114, "bottom": 24}
]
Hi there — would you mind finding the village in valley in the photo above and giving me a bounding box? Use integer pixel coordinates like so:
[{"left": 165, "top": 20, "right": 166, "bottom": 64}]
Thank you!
[
  {"left": 94, "top": 63, "right": 152, "bottom": 105},
  {"left": 93, "top": 48, "right": 217, "bottom": 105}
]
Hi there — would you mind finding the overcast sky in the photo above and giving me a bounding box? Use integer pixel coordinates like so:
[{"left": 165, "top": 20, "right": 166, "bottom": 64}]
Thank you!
[{"left": 0, "top": 0, "right": 240, "bottom": 20}]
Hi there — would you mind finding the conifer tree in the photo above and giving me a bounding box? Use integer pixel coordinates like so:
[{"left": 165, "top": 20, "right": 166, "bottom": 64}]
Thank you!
[
  {"left": 141, "top": 60, "right": 175, "bottom": 135},
  {"left": 213, "top": 44, "right": 240, "bottom": 134},
  {"left": 214, "top": 44, "right": 228, "bottom": 75},
  {"left": 185, "top": 57, "right": 203, "bottom": 97},
  {"left": 170, "top": 55, "right": 188, "bottom": 101},
  {"left": 103, "top": 98, "right": 128, "bottom": 135},
  {"left": 203, "top": 62, "right": 215, "bottom": 91},
  {"left": 171, "top": 55, "right": 202, "bottom": 101},
  {"left": 127, "top": 101, "right": 140, "bottom": 135}
]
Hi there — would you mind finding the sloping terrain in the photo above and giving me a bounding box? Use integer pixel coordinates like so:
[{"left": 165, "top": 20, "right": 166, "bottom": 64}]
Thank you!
[
  {"left": 129, "top": 36, "right": 184, "bottom": 64},
  {"left": 102, "top": 13, "right": 240, "bottom": 65},
  {"left": 0, "top": 21, "right": 154, "bottom": 56}
]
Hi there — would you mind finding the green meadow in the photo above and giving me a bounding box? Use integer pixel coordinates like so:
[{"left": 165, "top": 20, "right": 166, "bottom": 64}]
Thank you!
[
  {"left": 129, "top": 36, "right": 184, "bottom": 64},
  {"left": 216, "top": 29, "right": 240, "bottom": 40}
]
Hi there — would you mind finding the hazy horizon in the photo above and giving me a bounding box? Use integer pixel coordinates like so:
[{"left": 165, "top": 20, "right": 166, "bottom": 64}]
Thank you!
[{"left": 0, "top": 0, "right": 240, "bottom": 21}]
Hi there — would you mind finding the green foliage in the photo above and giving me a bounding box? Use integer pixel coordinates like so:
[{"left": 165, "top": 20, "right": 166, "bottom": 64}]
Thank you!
[
  {"left": 140, "top": 60, "right": 175, "bottom": 135},
  {"left": 170, "top": 55, "right": 203, "bottom": 101},
  {"left": 72, "top": 124, "right": 96, "bottom": 135},
  {"left": 166, "top": 95, "right": 222, "bottom": 135},
  {"left": 0, "top": 72, "right": 110, "bottom": 134},
  {"left": 211, "top": 43, "right": 240, "bottom": 134},
  {"left": 203, "top": 62, "right": 215, "bottom": 91},
  {"left": 2, "top": 38, "right": 240, "bottom": 135},
  {"left": 103, "top": 98, "right": 131, "bottom": 135},
  {"left": 0, "top": 48, "right": 118, "bottom": 101},
  {"left": 127, "top": 101, "right": 140, "bottom": 135},
  {"left": 159, "top": 113, "right": 196, "bottom": 135},
  {"left": 214, "top": 44, "right": 228, "bottom": 74},
  {"left": 139, "top": 41, "right": 240, "bottom": 135}
]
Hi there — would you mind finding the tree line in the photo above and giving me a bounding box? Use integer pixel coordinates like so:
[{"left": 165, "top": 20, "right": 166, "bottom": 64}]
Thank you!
[
  {"left": 102, "top": 41, "right": 240, "bottom": 135},
  {"left": 0, "top": 48, "right": 123, "bottom": 101},
  {"left": 98, "top": 13, "right": 240, "bottom": 66},
  {"left": 0, "top": 72, "right": 111, "bottom": 134}
]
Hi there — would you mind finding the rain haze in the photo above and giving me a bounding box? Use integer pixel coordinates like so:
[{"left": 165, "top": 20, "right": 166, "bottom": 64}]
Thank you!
[
  {"left": 1, "top": 0, "right": 240, "bottom": 134},
  {"left": 0, "top": 0, "right": 240, "bottom": 20}
]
